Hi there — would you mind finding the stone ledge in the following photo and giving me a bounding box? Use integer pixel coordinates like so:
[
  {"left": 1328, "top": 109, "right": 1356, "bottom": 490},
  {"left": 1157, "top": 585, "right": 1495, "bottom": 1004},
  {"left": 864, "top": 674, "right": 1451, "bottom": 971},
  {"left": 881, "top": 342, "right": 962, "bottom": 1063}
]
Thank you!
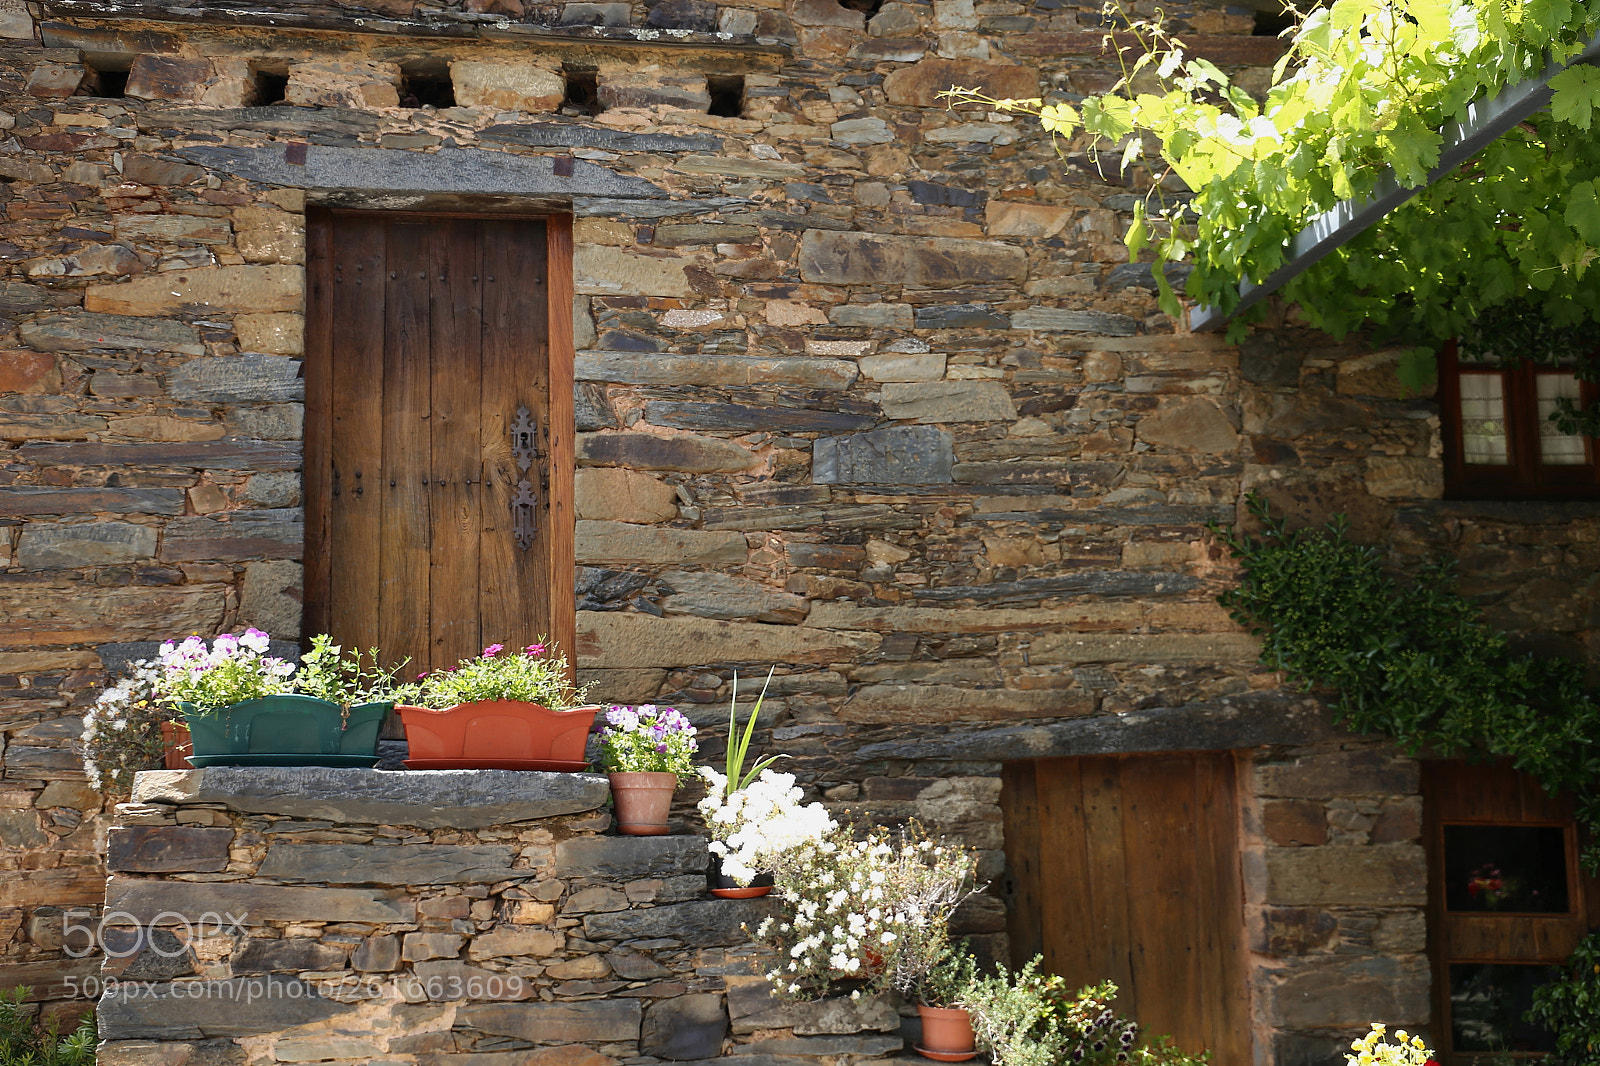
[
  {"left": 131, "top": 767, "right": 609, "bottom": 828},
  {"left": 854, "top": 693, "right": 1343, "bottom": 761}
]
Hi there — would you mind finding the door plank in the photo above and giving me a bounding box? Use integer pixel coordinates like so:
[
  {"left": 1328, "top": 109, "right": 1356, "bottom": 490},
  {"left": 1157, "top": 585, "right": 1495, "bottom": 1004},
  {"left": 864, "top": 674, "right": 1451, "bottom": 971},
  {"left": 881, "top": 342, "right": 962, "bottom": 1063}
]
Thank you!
[
  {"left": 379, "top": 223, "right": 434, "bottom": 671},
  {"left": 1001, "top": 761, "right": 1044, "bottom": 968},
  {"left": 1080, "top": 757, "right": 1135, "bottom": 998},
  {"left": 302, "top": 211, "right": 335, "bottom": 641},
  {"left": 478, "top": 220, "right": 548, "bottom": 656},
  {"left": 1038, "top": 758, "right": 1095, "bottom": 982},
  {"left": 1194, "top": 755, "right": 1249, "bottom": 1066},
  {"left": 326, "top": 217, "right": 387, "bottom": 654},
  {"left": 544, "top": 215, "right": 577, "bottom": 672},
  {"left": 427, "top": 219, "right": 485, "bottom": 668}
]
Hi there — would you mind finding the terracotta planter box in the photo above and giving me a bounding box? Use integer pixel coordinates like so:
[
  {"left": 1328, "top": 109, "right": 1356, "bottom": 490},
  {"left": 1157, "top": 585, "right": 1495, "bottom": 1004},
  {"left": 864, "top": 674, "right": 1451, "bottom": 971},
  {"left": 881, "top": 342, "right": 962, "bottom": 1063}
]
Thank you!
[
  {"left": 180, "top": 695, "right": 389, "bottom": 767},
  {"left": 397, "top": 702, "right": 600, "bottom": 770}
]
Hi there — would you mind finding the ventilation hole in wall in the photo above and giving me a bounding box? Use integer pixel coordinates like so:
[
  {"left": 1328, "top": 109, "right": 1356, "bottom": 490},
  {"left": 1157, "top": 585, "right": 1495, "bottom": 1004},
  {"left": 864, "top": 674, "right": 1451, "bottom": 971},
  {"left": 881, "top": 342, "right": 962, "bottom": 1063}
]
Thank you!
[
  {"left": 253, "top": 69, "right": 289, "bottom": 106},
  {"left": 562, "top": 67, "right": 602, "bottom": 116},
  {"left": 400, "top": 70, "right": 456, "bottom": 109},
  {"left": 1252, "top": 7, "right": 1295, "bottom": 35},
  {"left": 839, "top": 0, "right": 884, "bottom": 17},
  {"left": 83, "top": 54, "right": 132, "bottom": 98},
  {"left": 707, "top": 75, "right": 744, "bottom": 118}
]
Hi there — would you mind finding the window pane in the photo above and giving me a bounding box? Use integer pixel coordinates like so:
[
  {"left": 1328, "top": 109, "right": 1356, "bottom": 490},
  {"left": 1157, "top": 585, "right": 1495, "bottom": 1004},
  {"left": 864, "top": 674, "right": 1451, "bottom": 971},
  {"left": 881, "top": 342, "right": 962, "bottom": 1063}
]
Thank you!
[
  {"left": 1449, "top": 964, "right": 1560, "bottom": 1053},
  {"left": 1459, "top": 374, "right": 1509, "bottom": 465},
  {"left": 1536, "top": 373, "right": 1588, "bottom": 466},
  {"left": 1442, "top": 825, "right": 1570, "bottom": 913}
]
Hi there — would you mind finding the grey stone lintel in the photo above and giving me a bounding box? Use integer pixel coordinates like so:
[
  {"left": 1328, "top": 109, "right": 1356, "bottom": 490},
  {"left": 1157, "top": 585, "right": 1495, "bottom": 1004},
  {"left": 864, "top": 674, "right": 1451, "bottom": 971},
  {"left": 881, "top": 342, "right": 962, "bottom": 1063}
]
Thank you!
[
  {"left": 854, "top": 693, "right": 1344, "bottom": 762},
  {"left": 131, "top": 766, "right": 610, "bottom": 828},
  {"left": 176, "top": 144, "right": 669, "bottom": 200},
  {"left": 1191, "top": 28, "right": 1600, "bottom": 332}
]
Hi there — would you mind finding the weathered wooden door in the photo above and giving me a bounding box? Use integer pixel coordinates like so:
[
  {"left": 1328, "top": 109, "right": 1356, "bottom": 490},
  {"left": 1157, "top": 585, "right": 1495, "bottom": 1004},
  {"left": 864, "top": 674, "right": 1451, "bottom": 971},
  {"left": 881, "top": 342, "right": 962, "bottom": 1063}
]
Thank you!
[
  {"left": 303, "top": 210, "right": 575, "bottom": 676},
  {"left": 1002, "top": 754, "right": 1250, "bottom": 1066}
]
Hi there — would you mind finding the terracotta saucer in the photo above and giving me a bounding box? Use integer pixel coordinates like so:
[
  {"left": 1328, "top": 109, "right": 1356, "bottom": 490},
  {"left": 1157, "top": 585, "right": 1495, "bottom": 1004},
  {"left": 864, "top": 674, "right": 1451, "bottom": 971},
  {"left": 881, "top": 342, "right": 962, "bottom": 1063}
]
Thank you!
[
  {"left": 709, "top": 885, "right": 772, "bottom": 899},
  {"left": 914, "top": 1048, "right": 978, "bottom": 1063}
]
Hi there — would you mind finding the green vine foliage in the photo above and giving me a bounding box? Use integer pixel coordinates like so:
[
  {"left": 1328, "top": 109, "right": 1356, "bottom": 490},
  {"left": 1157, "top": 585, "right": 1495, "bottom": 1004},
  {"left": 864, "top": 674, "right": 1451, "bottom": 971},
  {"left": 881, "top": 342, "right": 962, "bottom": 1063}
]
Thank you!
[
  {"left": 1215, "top": 496, "right": 1600, "bottom": 871},
  {"left": 1529, "top": 932, "right": 1600, "bottom": 1066},
  {"left": 947, "top": 0, "right": 1600, "bottom": 354}
]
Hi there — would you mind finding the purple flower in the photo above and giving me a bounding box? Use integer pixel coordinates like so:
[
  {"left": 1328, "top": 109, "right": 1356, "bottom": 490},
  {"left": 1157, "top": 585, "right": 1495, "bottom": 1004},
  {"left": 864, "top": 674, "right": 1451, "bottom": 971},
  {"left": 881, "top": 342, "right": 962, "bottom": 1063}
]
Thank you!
[
  {"left": 482, "top": 643, "right": 504, "bottom": 658},
  {"left": 240, "top": 628, "right": 272, "bottom": 654},
  {"left": 524, "top": 643, "right": 546, "bottom": 656}
]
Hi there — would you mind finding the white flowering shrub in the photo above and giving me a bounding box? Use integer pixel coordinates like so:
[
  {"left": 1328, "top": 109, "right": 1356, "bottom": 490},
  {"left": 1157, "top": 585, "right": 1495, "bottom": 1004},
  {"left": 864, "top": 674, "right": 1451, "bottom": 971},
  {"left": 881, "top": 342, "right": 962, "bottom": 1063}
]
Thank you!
[
  {"left": 697, "top": 766, "right": 836, "bottom": 885},
  {"left": 753, "top": 821, "right": 982, "bottom": 1001},
  {"left": 82, "top": 659, "right": 175, "bottom": 795}
]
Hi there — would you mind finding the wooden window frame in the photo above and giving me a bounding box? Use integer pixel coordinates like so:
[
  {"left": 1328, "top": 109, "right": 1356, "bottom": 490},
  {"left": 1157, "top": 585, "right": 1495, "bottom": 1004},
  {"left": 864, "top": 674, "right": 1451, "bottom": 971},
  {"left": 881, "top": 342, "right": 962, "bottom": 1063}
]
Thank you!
[
  {"left": 1423, "top": 761, "right": 1600, "bottom": 1064},
  {"left": 302, "top": 209, "right": 576, "bottom": 675},
  {"left": 1439, "top": 341, "right": 1600, "bottom": 499}
]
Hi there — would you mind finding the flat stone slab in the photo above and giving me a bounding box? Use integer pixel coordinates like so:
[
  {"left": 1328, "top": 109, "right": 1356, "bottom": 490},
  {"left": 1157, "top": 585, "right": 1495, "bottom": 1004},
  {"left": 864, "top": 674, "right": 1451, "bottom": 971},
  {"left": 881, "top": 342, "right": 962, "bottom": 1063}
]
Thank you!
[
  {"left": 553, "top": 835, "right": 710, "bottom": 878},
  {"left": 583, "top": 898, "right": 773, "bottom": 945},
  {"left": 258, "top": 843, "right": 523, "bottom": 885},
  {"left": 854, "top": 694, "right": 1343, "bottom": 761},
  {"left": 131, "top": 768, "right": 609, "bottom": 828},
  {"left": 98, "top": 977, "right": 356, "bottom": 1040},
  {"left": 178, "top": 144, "right": 667, "bottom": 200}
]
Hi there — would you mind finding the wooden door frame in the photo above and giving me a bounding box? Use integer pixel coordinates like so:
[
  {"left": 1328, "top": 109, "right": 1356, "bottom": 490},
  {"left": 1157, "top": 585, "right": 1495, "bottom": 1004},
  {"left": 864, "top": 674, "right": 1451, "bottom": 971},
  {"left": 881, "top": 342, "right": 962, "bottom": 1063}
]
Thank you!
[{"left": 302, "top": 208, "right": 576, "bottom": 673}]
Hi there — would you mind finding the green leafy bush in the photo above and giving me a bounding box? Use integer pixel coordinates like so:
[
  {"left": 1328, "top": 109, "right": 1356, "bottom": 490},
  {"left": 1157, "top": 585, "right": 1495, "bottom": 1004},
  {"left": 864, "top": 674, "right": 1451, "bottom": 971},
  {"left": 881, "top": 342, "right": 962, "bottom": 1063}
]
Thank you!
[
  {"left": 293, "top": 634, "right": 417, "bottom": 706},
  {"left": 1216, "top": 495, "right": 1600, "bottom": 870},
  {"left": 1529, "top": 933, "right": 1600, "bottom": 1066},
  {"left": 0, "top": 990, "right": 94, "bottom": 1066}
]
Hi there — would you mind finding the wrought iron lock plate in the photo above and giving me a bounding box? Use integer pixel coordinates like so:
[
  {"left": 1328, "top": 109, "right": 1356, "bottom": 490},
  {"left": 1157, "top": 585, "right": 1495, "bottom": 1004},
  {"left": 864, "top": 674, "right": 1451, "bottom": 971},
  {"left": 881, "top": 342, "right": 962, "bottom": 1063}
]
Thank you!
[{"left": 512, "top": 405, "right": 538, "bottom": 551}]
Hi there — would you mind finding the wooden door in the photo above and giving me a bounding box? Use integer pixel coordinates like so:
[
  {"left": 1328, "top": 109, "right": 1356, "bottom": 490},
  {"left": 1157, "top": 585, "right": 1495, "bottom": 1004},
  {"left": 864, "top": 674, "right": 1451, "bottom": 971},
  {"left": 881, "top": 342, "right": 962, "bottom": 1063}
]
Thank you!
[
  {"left": 1002, "top": 753, "right": 1250, "bottom": 1066},
  {"left": 303, "top": 210, "right": 575, "bottom": 676},
  {"left": 1423, "top": 762, "right": 1600, "bottom": 1063}
]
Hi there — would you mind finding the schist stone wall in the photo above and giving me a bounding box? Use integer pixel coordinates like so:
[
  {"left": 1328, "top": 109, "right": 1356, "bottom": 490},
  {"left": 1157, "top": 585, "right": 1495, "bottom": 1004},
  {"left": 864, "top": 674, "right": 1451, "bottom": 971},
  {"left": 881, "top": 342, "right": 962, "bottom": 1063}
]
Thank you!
[
  {"left": 97, "top": 767, "right": 904, "bottom": 1066},
  {"left": 0, "top": 0, "right": 1598, "bottom": 1063}
]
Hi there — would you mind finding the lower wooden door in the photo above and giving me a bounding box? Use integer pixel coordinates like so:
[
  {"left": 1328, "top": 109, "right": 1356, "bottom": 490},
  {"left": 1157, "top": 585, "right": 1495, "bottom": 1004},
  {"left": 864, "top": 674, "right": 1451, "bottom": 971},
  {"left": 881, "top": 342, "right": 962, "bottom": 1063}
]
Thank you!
[
  {"left": 303, "top": 210, "right": 575, "bottom": 678},
  {"left": 1002, "top": 753, "right": 1250, "bottom": 1066}
]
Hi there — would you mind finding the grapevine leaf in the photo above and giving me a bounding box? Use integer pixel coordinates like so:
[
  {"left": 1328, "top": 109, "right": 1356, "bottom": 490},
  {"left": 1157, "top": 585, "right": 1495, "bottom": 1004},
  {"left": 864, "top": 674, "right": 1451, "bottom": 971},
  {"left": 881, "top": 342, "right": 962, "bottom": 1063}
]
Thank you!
[{"left": 1551, "top": 65, "right": 1600, "bottom": 131}]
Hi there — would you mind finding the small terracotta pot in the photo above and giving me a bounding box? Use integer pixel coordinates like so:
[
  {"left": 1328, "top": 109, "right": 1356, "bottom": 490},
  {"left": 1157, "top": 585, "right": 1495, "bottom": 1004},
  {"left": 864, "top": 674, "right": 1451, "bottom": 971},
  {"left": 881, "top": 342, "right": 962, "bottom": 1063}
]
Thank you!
[
  {"left": 917, "top": 1004, "right": 976, "bottom": 1059},
  {"left": 609, "top": 771, "right": 678, "bottom": 835},
  {"left": 160, "top": 721, "right": 193, "bottom": 770}
]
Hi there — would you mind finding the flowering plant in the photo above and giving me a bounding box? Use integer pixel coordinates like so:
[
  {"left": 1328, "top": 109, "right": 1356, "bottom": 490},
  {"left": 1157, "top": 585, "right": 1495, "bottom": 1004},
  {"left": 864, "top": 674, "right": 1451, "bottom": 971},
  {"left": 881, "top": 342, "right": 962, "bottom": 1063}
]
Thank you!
[
  {"left": 597, "top": 705, "right": 698, "bottom": 774},
  {"left": 1345, "top": 1025, "right": 1434, "bottom": 1066},
  {"left": 156, "top": 629, "right": 295, "bottom": 713},
  {"left": 82, "top": 659, "right": 176, "bottom": 795},
  {"left": 698, "top": 767, "right": 835, "bottom": 885},
  {"left": 704, "top": 668, "right": 784, "bottom": 805},
  {"left": 753, "top": 821, "right": 982, "bottom": 1001},
  {"left": 294, "top": 634, "right": 415, "bottom": 707},
  {"left": 414, "top": 640, "right": 590, "bottom": 710}
]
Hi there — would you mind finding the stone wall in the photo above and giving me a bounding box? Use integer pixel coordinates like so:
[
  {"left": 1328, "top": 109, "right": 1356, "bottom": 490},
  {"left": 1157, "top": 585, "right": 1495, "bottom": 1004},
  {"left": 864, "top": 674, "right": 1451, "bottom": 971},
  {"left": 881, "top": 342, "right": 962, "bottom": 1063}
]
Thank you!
[
  {"left": 97, "top": 767, "right": 905, "bottom": 1066},
  {"left": 0, "top": 0, "right": 1597, "bottom": 1062}
]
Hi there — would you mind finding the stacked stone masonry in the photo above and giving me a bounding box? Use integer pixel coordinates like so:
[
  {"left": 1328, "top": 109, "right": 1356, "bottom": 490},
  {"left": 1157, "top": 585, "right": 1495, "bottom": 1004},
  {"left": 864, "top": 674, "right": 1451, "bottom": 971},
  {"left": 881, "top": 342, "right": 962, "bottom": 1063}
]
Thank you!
[
  {"left": 96, "top": 767, "right": 905, "bottom": 1066},
  {"left": 0, "top": 0, "right": 1595, "bottom": 1063}
]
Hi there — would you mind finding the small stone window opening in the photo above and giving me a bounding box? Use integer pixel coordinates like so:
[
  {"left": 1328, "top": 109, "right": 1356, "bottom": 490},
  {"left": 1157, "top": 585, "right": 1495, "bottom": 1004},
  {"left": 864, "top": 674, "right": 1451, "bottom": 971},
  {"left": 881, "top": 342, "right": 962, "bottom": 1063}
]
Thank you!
[
  {"left": 251, "top": 64, "right": 290, "bottom": 107},
  {"left": 562, "top": 67, "right": 602, "bottom": 116},
  {"left": 706, "top": 75, "right": 744, "bottom": 118},
  {"left": 1252, "top": 7, "right": 1295, "bottom": 36},
  {"left": 838, "top": 0, "right": 884, "bottom": 17},
  {"left": 399, "top": 60, "right": 456, "bottom": 109},
  {"left": 83, "top": 54, "right": 131, "bottom": 98}
]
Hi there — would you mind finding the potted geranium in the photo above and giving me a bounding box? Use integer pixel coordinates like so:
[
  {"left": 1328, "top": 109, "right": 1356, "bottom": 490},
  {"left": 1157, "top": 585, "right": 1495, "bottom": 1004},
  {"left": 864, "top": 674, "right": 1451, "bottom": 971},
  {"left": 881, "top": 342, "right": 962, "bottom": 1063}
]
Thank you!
[
  {"left": 397, "top": 641, "right": 596, "bottom": 770},
  {"left": 156, "top": 629, "right": 389, "bottom": 766},
  {"left": 596, "top": 705, "right": 697, "bottom": 835}
]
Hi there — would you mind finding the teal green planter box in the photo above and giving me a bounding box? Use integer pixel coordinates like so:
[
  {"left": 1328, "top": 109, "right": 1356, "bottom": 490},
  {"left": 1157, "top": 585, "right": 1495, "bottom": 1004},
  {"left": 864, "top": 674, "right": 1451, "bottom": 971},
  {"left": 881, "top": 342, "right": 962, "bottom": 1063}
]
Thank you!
[{"left": 180, "top": 695, "right": 390, "bottom": 767}]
